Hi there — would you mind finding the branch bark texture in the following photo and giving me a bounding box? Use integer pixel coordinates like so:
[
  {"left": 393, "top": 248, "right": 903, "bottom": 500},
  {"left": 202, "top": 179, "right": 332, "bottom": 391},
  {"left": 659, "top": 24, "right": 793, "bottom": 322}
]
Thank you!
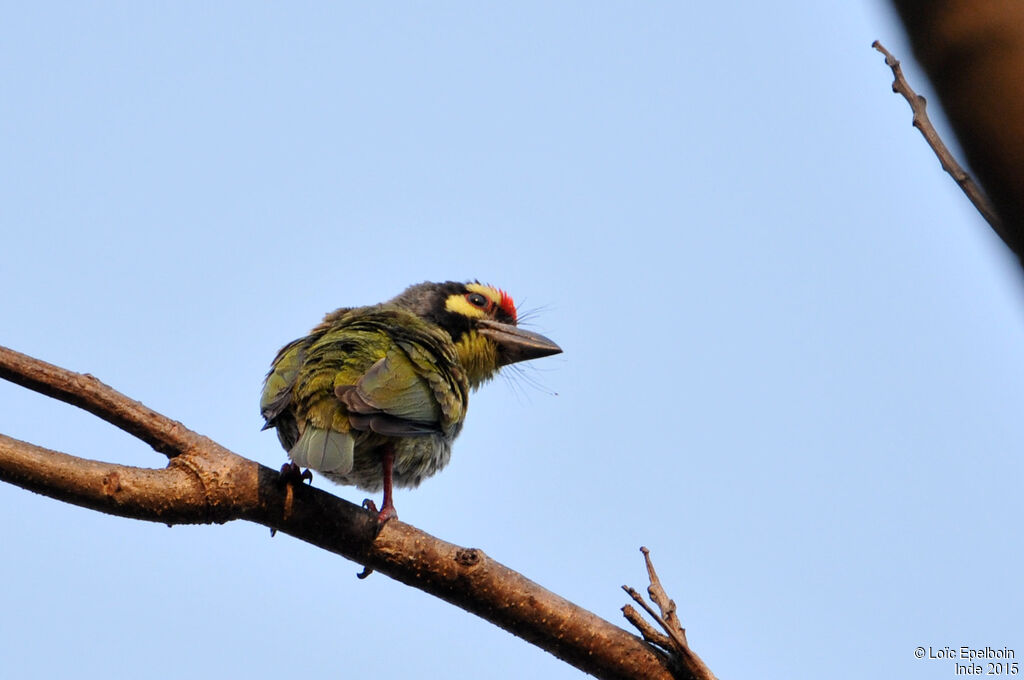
[
  {"left": 0, "top": 345, "right": 701, "bottom": 680},
  {"left": 889, "top": 0, "right": 1024, "bottom": 256}
]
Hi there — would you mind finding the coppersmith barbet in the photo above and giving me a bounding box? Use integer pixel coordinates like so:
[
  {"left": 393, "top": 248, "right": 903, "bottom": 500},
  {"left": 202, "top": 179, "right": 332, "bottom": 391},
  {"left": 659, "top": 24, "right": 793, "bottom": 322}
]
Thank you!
[{"left": 260, "top": 281, "right": 561, "bottom": 522}]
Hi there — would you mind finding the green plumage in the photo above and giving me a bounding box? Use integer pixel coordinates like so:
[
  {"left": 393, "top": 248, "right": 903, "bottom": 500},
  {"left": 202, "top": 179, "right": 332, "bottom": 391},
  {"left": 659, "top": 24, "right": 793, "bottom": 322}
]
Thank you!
[
  {"left": 261, "top": 306, "right": 469, "bottom": 491},
  {"left": 261, "top": 281, "right": 561, "bottom": 517}
]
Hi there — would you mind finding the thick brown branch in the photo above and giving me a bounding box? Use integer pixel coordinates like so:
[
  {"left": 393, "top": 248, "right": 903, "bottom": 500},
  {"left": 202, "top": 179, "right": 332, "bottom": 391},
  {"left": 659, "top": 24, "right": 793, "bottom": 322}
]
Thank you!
[
  {"left": 872, "top": 40, "right": 1006, "bottom": 241},
  {"left": 0, "top": 346, "right": 199, "bottom": 457},
  {"left": 0, "top": 344, "right": 693, "bottom": 680},
  {"left": 0, "top": 434, "right": 210, "bottom": 522}
]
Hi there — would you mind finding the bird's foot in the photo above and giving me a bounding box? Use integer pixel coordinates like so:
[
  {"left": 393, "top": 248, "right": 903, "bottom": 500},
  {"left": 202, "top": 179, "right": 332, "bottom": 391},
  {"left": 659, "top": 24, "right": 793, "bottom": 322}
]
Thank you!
[
  {"left": 357, "top": 497, "right": 396, "bottom": 577},
  {"left": 278, "top": 462, "right": 313, "bottom": 486},
  {"left": 377, "top": 504, "right": 399, "bottom": 523},
  {"left": 361, "top": 498, "right": 398, "bottom": 524}
]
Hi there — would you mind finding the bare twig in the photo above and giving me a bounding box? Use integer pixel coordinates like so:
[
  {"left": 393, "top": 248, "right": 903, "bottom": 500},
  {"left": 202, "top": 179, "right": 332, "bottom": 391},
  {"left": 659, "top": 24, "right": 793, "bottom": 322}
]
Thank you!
[
  {"left": 641, "top": 546, "right": 686, "bottom": 642},
  {"left": 622, "top": 604, "right": 675, "bottom": 652},
  {"left": 0, "top": 344, "right": 694, "bottom": 680},
  {"left": 622, "top": 547, "right": 718, "bottom": 680},
  {"left": 872, "top": 40, "right": 1008, "bottom": 243}
]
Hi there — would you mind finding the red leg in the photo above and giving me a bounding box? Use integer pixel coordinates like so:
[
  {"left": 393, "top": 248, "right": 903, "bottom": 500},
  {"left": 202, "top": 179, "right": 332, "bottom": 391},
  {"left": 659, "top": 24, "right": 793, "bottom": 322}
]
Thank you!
[{"left": 376, "top": 446, "right": 398, "bottom": 523}]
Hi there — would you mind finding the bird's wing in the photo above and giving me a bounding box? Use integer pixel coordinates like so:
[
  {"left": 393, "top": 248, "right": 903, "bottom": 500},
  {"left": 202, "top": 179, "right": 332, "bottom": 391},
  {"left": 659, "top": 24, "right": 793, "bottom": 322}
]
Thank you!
[
  {"left": 262, "top": 306, "right": 357, "bottom": 428},
  {"left": 335, "top": 346, "right": 445, "bottom": 436},
  {"left": 396, "top": 339, "right": 466, "bottom": 427},
  {"left": 260, "top": 338, "right": 305, "bottom": 422},
  {"left": 280, "top": 309, "right": 466, "bottom": 468},
  {"left": 259, "top": 337, "right": 309, "bottom": 452},
  {"left": 262, "top": 337, "right": 353, "bottom": 471}
]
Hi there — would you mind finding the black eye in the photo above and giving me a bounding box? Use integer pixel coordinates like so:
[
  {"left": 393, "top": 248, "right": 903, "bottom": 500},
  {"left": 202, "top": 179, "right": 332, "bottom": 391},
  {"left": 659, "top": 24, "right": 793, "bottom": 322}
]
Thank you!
[{"left": 467, "top": 293, "right": 488, "bottom": 308}]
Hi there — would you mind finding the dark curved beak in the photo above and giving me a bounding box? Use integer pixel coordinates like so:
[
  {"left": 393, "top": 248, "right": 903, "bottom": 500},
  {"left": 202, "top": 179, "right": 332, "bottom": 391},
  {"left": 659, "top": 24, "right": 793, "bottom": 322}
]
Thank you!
[{"left": 476, "top": 320, "right": 562, "bottom": 367}]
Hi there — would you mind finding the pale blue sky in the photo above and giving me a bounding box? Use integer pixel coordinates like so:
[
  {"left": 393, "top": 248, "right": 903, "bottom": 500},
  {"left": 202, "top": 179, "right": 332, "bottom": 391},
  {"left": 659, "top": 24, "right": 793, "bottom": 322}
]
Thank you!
[{"left": 2, "top": 3, "right": 1022, "bottom": 679}]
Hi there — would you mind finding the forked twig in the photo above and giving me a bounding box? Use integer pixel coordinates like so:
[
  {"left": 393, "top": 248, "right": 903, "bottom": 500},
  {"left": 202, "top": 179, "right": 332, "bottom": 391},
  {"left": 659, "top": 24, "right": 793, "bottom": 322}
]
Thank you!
[
  {"left": 621, "top": 547, "right": 717, "bottom": 680},
  {"left": 622, "top": 604, "right": 674, "bottom": 651}
]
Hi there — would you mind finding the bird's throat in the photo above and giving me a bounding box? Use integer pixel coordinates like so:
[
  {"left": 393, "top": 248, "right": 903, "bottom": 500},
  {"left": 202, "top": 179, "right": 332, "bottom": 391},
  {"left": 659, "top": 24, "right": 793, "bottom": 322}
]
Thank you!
[{"left": 454, "top": 331, "right": 500, "bottom": 389}]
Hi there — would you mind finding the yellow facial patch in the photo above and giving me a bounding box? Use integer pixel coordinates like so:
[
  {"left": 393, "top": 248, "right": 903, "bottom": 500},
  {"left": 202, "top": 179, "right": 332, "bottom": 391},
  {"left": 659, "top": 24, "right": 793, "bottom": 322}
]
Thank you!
[
  {"left": 444, "top": 283, "right": 504, "bottom": 319},
  {"left": 453, "top": 330, "right": 501, "bottom": 389}
]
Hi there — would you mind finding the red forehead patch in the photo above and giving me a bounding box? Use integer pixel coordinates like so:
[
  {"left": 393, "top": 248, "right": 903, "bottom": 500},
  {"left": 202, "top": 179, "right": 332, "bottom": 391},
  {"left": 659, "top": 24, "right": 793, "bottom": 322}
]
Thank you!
[{"left": 498, "top": 288, "right": 517, "bottom": 323}]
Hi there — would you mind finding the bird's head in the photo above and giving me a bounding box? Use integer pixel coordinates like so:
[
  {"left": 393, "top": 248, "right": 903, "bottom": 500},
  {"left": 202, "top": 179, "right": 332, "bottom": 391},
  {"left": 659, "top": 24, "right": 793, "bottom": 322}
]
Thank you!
[{"left": 389, "top": 281, "right": 561, "bottom": 387}]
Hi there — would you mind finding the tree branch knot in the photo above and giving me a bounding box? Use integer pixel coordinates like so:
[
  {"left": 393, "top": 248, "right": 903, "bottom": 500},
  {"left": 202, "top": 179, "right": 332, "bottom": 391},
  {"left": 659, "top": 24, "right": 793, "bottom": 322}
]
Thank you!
[{"left": 455, "top": 547, "right": 482, "bottom": 567}]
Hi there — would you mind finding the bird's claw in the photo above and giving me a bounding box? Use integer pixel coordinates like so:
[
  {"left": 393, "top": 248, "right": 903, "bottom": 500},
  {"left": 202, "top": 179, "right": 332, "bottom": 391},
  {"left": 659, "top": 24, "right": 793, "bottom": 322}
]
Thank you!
[
  {"left": 362, "top": 498, "right": 398, "bottom": 525},
  {"left": 279, "top": 462, "right": 312, "bottom": 486}
]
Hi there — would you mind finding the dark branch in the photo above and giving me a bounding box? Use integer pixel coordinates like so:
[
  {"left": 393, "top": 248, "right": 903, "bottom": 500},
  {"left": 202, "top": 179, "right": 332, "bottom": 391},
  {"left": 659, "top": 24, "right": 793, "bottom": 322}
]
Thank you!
[
  {"left": 0, "top": 345, "right": 698, "bottom": 680},
  {"left": 872, "top": 40, "right": 1006, "bottom": 242},
  {"left": 884, "top": 1, "right": 1024, "bottom": 258}
]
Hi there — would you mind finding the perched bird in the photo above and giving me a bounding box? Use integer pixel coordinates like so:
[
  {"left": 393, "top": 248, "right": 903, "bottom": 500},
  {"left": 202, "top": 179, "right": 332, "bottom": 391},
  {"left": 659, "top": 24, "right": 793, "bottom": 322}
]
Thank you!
[{"left": 260, "top": 281, "right": 561, "bottom": 522}]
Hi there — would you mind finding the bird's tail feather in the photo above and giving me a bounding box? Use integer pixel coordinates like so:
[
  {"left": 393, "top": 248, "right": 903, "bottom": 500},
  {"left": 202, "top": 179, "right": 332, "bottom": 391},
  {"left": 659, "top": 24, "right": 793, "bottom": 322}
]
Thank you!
[{"left": 288, "top": 427, "right": 355, "bottom": 475}]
